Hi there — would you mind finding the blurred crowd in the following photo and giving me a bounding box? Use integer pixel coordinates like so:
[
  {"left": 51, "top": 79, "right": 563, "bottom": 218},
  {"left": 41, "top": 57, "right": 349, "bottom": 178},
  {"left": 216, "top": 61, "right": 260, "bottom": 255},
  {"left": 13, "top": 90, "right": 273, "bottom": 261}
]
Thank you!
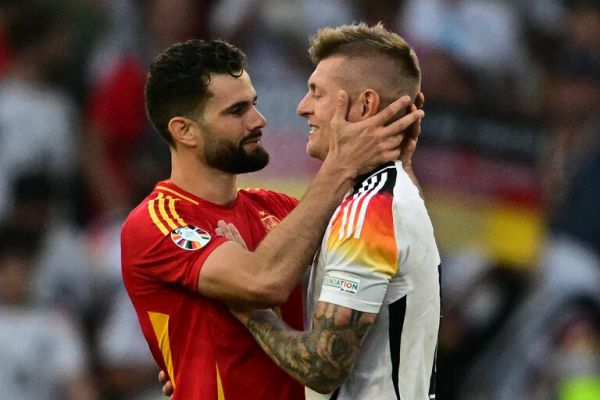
[{"left": 0, "top": 0, "right": 598, "bottom": 399}]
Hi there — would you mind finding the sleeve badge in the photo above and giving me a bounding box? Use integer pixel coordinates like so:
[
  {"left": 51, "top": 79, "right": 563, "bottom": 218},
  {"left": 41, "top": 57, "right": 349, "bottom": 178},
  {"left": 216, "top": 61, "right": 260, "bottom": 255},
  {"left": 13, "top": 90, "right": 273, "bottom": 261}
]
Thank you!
[{"left": 171, "top": 225, "right": 211, "bottom": 251}]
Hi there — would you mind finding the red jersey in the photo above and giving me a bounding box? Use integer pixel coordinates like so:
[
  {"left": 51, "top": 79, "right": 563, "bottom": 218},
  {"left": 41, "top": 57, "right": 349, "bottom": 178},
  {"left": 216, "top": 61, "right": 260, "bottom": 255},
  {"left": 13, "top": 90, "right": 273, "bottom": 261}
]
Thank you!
[{"left": 121, "top": 180, "right": 304, "bottom": 400}]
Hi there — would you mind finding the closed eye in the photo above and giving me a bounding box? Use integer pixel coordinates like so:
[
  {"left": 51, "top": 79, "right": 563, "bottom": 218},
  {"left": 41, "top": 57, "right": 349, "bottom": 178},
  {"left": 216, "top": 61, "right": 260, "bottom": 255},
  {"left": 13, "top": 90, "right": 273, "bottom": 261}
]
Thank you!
[
  {"left": 230, "top": 105, "right": 246, "bottom": 116},
  {"left": 223, "top": 96, "right": 258, "bottom": 117},
  {"left": 309, "top": 83, "right": 323, "bottom": 99}
]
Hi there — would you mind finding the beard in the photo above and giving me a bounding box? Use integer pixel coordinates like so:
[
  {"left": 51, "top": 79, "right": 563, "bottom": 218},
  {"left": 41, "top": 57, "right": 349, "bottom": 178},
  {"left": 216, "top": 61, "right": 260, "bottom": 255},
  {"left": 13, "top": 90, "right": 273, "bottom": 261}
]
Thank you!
[{"left": 202, "top": 129, "right": 270, "bottom": 174}]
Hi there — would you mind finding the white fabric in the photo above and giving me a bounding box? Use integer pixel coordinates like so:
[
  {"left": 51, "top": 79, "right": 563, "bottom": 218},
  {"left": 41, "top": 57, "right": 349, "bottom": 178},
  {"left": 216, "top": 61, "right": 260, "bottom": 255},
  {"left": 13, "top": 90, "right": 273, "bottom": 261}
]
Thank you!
[{"left": 306, "top": 162, "right": 441, "bottom": 400}]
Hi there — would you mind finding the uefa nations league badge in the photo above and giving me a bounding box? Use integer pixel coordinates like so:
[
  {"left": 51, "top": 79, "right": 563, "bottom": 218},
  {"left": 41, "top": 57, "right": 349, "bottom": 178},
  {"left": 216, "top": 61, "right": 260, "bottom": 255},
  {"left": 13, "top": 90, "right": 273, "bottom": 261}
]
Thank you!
[{"left": 171, "top": 225, "right": 211, "bottom": 250}]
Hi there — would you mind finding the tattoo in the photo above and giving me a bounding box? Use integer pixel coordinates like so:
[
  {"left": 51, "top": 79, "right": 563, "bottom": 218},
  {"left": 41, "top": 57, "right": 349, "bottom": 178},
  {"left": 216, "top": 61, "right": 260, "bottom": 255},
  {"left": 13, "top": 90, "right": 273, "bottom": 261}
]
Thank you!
[{"left": 246, "top": 302, "right": 376, "bottom": 393}]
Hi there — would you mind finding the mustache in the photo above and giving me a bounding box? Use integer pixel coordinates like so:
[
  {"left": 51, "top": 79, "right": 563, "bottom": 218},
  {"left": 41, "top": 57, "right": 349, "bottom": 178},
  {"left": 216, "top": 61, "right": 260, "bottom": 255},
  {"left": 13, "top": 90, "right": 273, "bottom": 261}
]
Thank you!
[{"left": 240, "top": 130, "right": 262, "bottom": 144}]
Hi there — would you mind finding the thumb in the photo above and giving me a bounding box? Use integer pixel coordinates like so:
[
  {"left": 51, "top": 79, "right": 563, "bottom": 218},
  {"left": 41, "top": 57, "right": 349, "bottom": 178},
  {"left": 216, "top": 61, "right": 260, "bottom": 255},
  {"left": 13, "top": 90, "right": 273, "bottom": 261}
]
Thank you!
[
  {"left": 332, "top": 90, "right": 349, "bottom": 125},
  {"left": 415, "top": 91, "right": 425, "bottom": 110}
]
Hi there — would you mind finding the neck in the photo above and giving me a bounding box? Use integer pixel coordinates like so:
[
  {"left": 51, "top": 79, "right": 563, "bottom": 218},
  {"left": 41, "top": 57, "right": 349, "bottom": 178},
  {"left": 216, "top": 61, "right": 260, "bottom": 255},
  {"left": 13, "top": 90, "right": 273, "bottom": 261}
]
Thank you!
[{"left": 169, "top": 149, "right": 238, "bottom": 205}]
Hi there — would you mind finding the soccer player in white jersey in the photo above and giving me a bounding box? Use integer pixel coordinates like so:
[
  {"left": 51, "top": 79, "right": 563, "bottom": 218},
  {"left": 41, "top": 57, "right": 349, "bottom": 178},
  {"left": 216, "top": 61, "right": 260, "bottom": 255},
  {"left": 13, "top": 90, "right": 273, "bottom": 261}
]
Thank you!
[{"left": 229, "top": 23, "right": 441, "bottom": 400}]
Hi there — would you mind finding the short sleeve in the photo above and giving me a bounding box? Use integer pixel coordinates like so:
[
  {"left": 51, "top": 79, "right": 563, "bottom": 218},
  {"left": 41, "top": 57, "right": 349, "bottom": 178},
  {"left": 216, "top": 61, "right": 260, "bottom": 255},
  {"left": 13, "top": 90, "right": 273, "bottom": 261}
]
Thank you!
[
  {"left": 138, "top": 225, "right": 227, "bottom": 291},
  {"left": 319, "top": 193, "right": 399, "bottom": 314},
  {"left": 121, "top": 199, "right": 228, "bottom": 293}
]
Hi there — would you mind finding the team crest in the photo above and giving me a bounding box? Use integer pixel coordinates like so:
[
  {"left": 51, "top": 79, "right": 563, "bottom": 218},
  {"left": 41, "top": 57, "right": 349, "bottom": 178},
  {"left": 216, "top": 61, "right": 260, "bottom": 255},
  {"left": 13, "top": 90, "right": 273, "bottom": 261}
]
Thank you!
[
  {"left": 260, "top": 212, "right": 280, "bottom": 232},
  {"left": 171, "top": 225, "right": 211, "bottom": 251}
]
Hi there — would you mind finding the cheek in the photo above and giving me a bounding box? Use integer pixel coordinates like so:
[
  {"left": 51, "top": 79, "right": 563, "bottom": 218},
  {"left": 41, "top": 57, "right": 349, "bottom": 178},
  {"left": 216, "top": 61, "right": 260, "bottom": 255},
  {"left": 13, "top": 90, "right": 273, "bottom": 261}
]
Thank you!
[
  {"left": 314, "top": 101, "right": 337, "bottom": 143},
  {"left": 315, "top": 99, "right": 336, "bottom": 123}
]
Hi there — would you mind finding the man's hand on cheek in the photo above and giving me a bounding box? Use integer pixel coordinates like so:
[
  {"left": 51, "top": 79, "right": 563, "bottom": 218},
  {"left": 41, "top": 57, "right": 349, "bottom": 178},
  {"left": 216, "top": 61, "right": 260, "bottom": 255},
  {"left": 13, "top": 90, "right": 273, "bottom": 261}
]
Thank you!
[{"left": 327, "top": 90, "right": 424, "bottom": 177}]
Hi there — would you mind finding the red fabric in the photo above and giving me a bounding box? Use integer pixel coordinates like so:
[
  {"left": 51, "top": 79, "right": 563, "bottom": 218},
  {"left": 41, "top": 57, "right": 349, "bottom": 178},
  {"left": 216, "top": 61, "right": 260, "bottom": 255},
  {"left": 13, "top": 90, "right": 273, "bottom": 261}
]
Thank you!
[
  {"left": 85, "top": 57, "right": 146, "bottom": 186},
  {"left": 121, "top": 181, "right": 304, "bottom": 400},
  {"left": 86, "top": 56, "right": 146, "bottom": 145},
  {"left": 0, "top": 30, "right": 11, "bottom": 76}
]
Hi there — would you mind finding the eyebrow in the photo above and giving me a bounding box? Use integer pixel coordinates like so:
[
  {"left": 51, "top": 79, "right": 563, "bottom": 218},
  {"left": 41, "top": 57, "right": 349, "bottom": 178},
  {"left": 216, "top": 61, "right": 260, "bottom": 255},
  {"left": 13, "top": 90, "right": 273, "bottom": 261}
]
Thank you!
[{"left": 220, "top": 95, "right": 257, "bottom": 115}]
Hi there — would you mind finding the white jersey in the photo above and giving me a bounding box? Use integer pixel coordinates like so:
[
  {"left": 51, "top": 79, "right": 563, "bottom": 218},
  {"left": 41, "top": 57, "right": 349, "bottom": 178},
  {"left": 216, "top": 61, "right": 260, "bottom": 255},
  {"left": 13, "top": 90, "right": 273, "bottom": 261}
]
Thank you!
[{"left": 306, "top": 161, "right": 440, "bottom": 400}]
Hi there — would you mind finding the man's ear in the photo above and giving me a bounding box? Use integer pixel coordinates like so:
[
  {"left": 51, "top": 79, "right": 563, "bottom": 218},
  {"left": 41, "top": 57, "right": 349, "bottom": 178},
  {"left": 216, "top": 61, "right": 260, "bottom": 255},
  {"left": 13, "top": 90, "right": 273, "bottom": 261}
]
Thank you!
[
  {"left": 356, "top": 89, "right": 381, "bottom": 119},
  {"left": 168, "top": 116, "right": 199, "bottom": 147}
]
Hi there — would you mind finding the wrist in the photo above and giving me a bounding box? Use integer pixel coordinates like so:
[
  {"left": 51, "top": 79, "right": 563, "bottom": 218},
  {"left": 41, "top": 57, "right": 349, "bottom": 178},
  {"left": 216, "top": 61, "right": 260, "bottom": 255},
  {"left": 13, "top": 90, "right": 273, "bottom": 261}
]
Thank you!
[{"left": 320, "top": 156, "right": 357, "bottom": 184}]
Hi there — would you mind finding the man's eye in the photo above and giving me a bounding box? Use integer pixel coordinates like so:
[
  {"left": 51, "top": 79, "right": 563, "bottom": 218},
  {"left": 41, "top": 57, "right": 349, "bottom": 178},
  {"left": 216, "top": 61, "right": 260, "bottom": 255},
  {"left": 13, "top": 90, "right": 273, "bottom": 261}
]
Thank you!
[{"left": 231, "top": 107, "right": 244, "bottom": 116}]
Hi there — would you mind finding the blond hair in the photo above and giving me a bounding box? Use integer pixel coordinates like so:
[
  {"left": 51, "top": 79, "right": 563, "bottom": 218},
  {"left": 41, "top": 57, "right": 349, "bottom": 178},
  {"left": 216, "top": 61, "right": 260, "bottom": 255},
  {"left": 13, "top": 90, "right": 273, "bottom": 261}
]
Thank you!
[{"left": 309, "top": 22, "right": 421, "bottom": 103}]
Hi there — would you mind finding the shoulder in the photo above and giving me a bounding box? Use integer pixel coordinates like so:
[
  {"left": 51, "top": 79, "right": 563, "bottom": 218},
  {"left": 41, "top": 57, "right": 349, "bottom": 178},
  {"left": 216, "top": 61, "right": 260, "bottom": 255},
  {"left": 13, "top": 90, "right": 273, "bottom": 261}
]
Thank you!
[
  {"left": 121, "top": 188, "right": 202, "bottom": 245},
  {"left": 354, "top": 162, "right": 399, "bottom": 196},
  {"left": 120, "top": 188, "right": 225, "bottom": 287},
  {"left": 352, "top": 161, "right": 426, "bottom": 216},
  {"left": 330, "top": 163, "right": 400, "bottom": 239},
  {"left": 239, "top": 188, "right": 299, "bottom": 213}
]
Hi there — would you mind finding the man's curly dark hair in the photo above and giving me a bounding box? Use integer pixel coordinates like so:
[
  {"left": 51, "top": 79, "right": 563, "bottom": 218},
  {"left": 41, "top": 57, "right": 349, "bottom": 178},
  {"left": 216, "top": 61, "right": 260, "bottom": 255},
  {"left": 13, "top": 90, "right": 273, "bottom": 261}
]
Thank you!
[{"left": 145, "top": 39, "right": 247, "bottom": 146}]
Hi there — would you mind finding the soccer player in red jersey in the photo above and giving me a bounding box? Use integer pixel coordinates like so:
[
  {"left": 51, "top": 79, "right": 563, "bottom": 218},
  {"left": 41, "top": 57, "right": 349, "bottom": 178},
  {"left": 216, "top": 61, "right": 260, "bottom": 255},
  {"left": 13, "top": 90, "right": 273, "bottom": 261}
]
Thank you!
[{"left": 120, "top": 39, "right": 423, "bottom": 399}]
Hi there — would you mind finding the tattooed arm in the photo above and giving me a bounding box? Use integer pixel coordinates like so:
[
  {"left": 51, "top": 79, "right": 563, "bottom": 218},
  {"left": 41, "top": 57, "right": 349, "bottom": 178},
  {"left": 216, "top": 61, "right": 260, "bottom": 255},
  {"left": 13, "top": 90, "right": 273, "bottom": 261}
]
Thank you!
[{"left": 231, "top": 301, "right": 376, "bottom": 394}]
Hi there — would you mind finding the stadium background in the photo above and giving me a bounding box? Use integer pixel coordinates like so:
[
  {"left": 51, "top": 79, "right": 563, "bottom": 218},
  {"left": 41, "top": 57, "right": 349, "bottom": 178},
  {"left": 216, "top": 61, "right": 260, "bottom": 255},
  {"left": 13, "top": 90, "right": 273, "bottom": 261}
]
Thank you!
[{"left": 0, "top": 0, "right": 598, "bottom": 399}]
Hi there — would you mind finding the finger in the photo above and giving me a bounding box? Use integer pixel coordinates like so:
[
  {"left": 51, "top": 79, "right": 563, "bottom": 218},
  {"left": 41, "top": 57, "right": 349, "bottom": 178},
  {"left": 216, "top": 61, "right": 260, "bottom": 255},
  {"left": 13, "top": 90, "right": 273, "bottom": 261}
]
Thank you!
[
  {"left": 215, "top": 227, "right": 224, "bottom": 236},
  {"left": 158, "top": 370, "right": 167, "bottom": 384},
  {"left": 331, "top": 90, "right": 350, "bottom": 124},
  {"left": 163, "top": 381, "right": 174, "bottom": 397},
  {"left": 400, "top": 135, "right": 417, "bottom": 154},
  {"left": 221, "top": 228, "right": 235, "bottom": 242},
  {"left": 380, "top": 148, "right": 402, "bottom": 162},
  {"left": 405, "top": 139, "right": 417, "bottom": 154},
  {"left": 225, "top": 223, "right": 248, "bottom": 249},
  {"left": 378, "top": 134, "right": 405, "bottom": 153},
  {"left": 229, "top": 225, "right": 248, "bottom": 250},
  {"left": 405, "top": 113, "right": 422, "bottom": 140},
  {"left": 415, "top": 92, "right": 425, "bottom": 110},
  {"left": 382, "top": 108, "right": 424, "bottom": 136},
  {"left": 223, "top": 223, "right": 236, "bottom": 238},
  {"left": 370, "top": 95, "right": 412, "bottom": 125},
  {"left": 414, "top": 117, "right": 422, "bottom": 139}
]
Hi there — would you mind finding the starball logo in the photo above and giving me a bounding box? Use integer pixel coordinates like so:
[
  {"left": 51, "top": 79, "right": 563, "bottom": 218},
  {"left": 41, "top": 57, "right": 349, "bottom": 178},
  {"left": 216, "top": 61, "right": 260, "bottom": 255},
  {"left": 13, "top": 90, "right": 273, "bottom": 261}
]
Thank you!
[{"left": 323, "top": 274, "right": 360, "bottom": 294}]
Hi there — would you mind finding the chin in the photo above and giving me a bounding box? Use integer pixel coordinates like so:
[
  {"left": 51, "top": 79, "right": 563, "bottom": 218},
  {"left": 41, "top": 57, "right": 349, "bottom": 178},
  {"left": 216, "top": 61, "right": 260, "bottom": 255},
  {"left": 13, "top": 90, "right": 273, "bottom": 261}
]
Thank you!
[{"left": 306, "top": 144, "right": 321, "bottom": 160}]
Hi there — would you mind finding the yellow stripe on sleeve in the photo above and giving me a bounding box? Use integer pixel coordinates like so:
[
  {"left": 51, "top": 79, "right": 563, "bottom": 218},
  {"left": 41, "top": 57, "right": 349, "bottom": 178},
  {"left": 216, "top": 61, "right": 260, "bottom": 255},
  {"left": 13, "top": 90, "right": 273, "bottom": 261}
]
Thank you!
[
  {"left": 148, "top": 312, "right": 176, "bottom": 389},
  {"left": 148, "top": 199, "right": 169, "bottom": 235},
  {"left": 216, "top": 363, "right": 226, "bottom": 400},
  {"left": 157, "top": 193, "right": 178, "bottom": 230},
  {"left": 167, "top": 196, "right": 187, "bottom": 226}
]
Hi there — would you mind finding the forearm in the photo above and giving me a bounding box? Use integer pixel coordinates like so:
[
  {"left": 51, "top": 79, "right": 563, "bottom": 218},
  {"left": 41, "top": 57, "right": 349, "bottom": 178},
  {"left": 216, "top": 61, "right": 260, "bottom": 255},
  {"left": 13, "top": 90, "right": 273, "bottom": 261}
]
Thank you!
[
  {"left": 250, "top": 159, "right": 354, "bottom": 296},
  {"left": 198, "top": 161, "right": 357, "bottom": 307},
  {"left": 244, "top": 310, "right": 350, "bottom": 393},
  {"left": 240, "top": 302, "right": 374, "bottom": 393}
]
